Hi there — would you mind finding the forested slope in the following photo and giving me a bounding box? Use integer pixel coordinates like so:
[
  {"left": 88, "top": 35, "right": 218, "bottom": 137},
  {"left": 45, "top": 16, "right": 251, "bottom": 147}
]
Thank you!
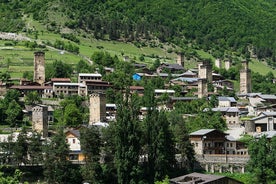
[{"left": 1, "top": 0, "right": 276, "bottom": 61}]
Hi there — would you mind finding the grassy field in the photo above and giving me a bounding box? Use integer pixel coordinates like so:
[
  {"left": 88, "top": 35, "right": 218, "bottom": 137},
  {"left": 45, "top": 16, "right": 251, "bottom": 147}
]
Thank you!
[
  {"left": 0, "top": 17, "right": 274, "bottom": 79},
  {"left": 249, "top": 59, "right": 276, "bottom": 76}
]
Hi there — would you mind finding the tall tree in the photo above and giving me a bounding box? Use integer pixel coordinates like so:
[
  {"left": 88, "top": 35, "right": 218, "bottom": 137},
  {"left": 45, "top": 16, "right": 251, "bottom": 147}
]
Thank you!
[
  {"left": 28, "top": 131, "right": 43, "bottom": 166},
  {"left": 43, "top": 129, "right": 73, "bottom": 184},
  {"left": 5, "top": 100, "right": 22, "bottom": 127},
  {"left": 169, "top": 111, "right": 195, "bottom": 172},
  {"left": 24, "top": 91, "right": 42, "bottom": 105},
  {"left": 63, "top": 103, "right": 82, "bottom": 126},
  {"left": 247, "top": 136, "right": 276, "bottom": 183},
  {"left": 143, "top": 84, "right": 176, "bottom": 183},
  {"left": 154, "top": 111, "right": 176, "bottom": 181},
  {"left": 80, "top": 126, "right": 103, "bottom": 183},
  {"left": 115, "top": 92, "right": 142, "bottom": 184},
  {"left": 13, "top": 127, "right": 28, "bottom": 166}
]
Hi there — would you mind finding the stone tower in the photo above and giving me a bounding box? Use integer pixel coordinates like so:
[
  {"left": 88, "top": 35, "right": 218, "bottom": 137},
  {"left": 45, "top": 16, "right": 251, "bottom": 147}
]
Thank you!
[
  {"left": 176, "top": 53, "right": 184, "bottom": 67},
  {"left": 89, "top": 93, "right": 106, "bottom": 124},
  {"left": 240, "top": 60, "right": 251, "bottom": 94},
  {"left": 215, "top": 59, "right": 221, "bottom": 68},
  {"left": 224, "top": 59, "right": 232, "bottom": 70},
  {"left": 33, "top": 51, "right": 45, "bottom": 85},
  {"left": 198, "top": 78, "right": 208, "bottom": 98},
  {"left": 32, "top": 105, "right": 48, "bottom": 138},
  {"left": 198, "top": 60, "right": 212, "bottom": 82}
]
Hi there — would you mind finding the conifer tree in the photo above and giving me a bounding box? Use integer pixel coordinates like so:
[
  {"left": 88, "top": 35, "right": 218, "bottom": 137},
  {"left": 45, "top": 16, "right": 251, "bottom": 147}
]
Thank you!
[
  {"left": 80, "top": 126, "right": 103, "bottom": 183},
  {"left": 43, "top": 129, "right": 73, "bottom": 184},
  {"left": 114, "top": 92, "right": 142, "bottom": 184}
]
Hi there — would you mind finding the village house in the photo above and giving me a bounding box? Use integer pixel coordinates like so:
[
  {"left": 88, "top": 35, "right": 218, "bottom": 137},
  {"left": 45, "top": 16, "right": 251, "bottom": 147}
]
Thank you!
[
  {"left": 170, "top": 172, "right": 243, "bottom": 184},
  {"left": 249, "top": 111, "right": 276, "bottom": 132},
  {"left": 189, "top": 129, "right": 247, "bottom": 155},
  {"left": 53, "top": 82, "right": 86, "bottom": 97},
  {"left": 78, "top": 73, "right": 102, "bottom": 83},
  {"left": 85, "top": 80, "right": 112, "bottom": 94},
  {"left": 209, "top": 107, "right": 240, "bottom": 126},
  {"left": 65, "top": 129, "right": 85, "bottom": 163},
  {"left": 157, "top": 63, "right": 184, "bottom": 73},
  {"left": 218, "top": 96, "right": 237, "bottom": 107},
  {"left": 213, "top": 79, "right": 234, "bottom": 92},
  {"left": 154, "top": 89, "right": 175, "bottom": 98},
  {"left": 9, "top": 85, "right": 53, "bottom": 98}
]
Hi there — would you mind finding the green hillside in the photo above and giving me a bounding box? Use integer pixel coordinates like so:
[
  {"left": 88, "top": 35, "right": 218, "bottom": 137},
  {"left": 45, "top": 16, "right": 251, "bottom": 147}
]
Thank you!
[{"left": 0, "top": 0, "right": 276, "bottom": 78}]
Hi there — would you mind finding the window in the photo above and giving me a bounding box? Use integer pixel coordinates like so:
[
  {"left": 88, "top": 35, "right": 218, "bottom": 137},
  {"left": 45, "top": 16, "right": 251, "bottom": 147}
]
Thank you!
[
  {"left": 195, "top": 143, "right": 198, "bottom": 147},
  {"left": 73, "top": 139, "right": 76, "bottom": 144},
  {"left": 69, "top": 154, "right": 78, "bottom": 160}
]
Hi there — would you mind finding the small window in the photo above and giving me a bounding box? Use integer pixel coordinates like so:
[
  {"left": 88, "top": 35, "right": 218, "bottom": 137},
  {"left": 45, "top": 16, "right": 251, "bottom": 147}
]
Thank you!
[{"left": 73, "top": 139, "right": 76, "bottom": 144}]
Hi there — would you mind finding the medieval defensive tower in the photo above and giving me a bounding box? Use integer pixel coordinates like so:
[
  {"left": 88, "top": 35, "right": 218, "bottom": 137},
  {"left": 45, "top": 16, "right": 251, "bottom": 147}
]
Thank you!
[
  {"left": 176, "top": 53, "right": 184, "bottom": 67},
  {"left": 198, "top": 78, "right": 208, "bottom": 98},
  {"left": 215, "top": 59, "right": 221, "bottom": 68},
  {"left": 34, "top": 51, "right": 45, "bottom": 85},
  {"left": 240, "top": 60, "right": 251, "bottom": 94},
  {"left": 89, "top": 93, "right": 106, "bottom": 124},
  {"left": 198, "top": 60, "right": 212, "bottom": 82},
  {"left": 224, "top": 59, "right": 232, "bottom": 70},
  {"left": 32, "top": 105, "right": 48, "bottom": 138}
]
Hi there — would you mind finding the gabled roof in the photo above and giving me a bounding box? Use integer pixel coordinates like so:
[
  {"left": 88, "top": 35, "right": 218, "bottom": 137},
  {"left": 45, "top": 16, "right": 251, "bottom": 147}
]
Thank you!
[
  {"left": 254, "top": 131, "right": 276, "bottom": 139},
  {"left": 251, "top": 111, "right": 276, "bottom": 121},
  {"left": 218, "top": 96, "right": 236, "bottom": 102},
  {"left": 190, "top": 129, "right": 216, "bottom": 136},
  {"left": 66, "top": 129, "right": 80, "bottom": 138},
  {"left": 257, "top": 94, "right": 276, "bottom": 100},
  {"left": 211, "top": 107, "right": 239, "bottom": 113},
  {"left": 170, "top": 172, "right": 242, "bottom": 184},
  {"left": 160, "top": 63, "right": 184, "bottom": 70},
  {"left": 171, "top": 77, "right": 199, "bottom": 83},
  {"left": 179, "top": 70, "right": 197, "bottom": 76},
  {"left": 226, "top": 135, "right": 236, "bottom": 141},
  {"left": 170, "top": 172, "right": 243, "bottom": 184}
]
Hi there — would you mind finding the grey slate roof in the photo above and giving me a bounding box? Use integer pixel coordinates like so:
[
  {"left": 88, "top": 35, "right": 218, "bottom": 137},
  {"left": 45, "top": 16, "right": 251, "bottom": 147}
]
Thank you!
[
  {"left": 218, "top": 96, "right": 236, "bottom": 102},
  {"left": 226, "top": 135, "right": 236, "bottom": 141},
  {"left": 211, "top": 107, "right": 239, "bottom": 113},
  {"left": 190, "top": 129, "right": 215, "bottom": 136},
  {"left": 170, "top": 172, "right": 243, "bottom": 184},
  {"left": 67, "top": 129, "right": 80, "bottom": 138},
  {"left": 250, "top": 111, "right": 276, "bottom": 121},
  {"left": 257, "top": 94, "right": 276, "bottom": 100},
  {"left": 171, "top": 77, "right": 199, "bottom": 83},
  {"left": 254, "top": 131, "right": 276, "bottom": 139}
]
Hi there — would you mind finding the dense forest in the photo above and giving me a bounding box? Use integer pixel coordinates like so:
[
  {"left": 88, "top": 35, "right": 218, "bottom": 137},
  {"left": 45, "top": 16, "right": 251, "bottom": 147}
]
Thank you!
[{"left": 1, "top": 0, "right": 276, "bottom": 62}]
